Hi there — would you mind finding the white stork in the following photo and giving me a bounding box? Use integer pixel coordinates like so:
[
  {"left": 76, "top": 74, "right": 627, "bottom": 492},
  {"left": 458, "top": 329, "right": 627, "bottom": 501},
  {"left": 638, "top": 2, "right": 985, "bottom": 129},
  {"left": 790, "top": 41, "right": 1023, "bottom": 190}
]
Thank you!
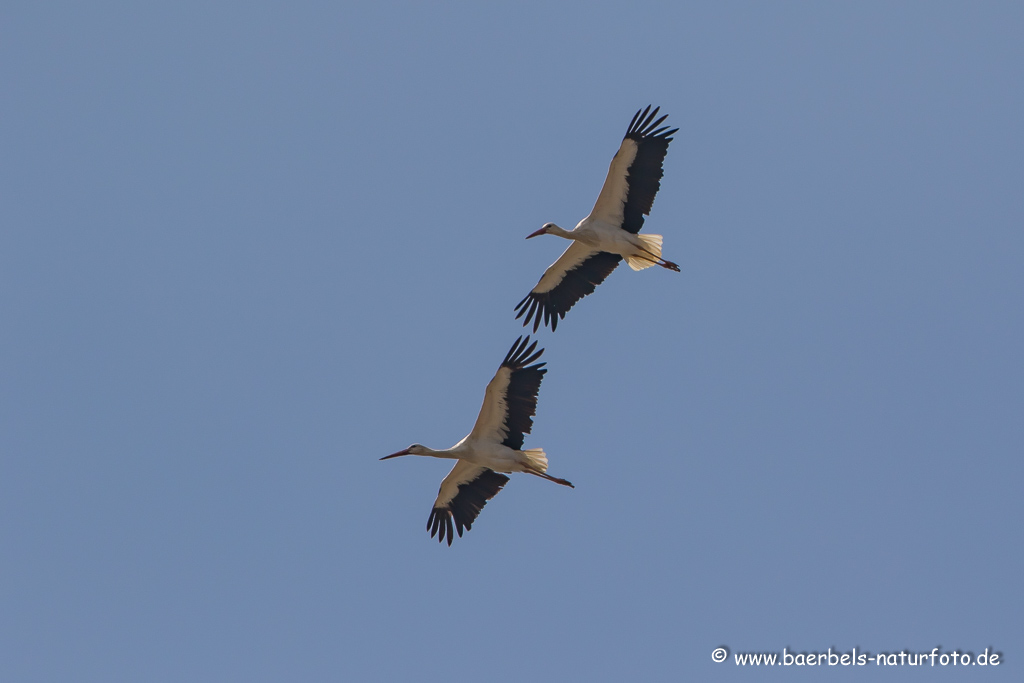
[
  {"left": 516, "top": 105, "right": 681, "bottom": 332},
  {"left": 381, "top": 336, "right": 573, "bottom": 545}
]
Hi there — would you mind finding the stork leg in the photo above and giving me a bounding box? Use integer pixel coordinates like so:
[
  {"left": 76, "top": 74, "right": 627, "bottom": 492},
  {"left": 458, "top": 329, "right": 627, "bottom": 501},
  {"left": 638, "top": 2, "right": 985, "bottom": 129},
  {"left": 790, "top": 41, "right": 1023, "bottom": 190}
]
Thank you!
[
  {"left": 636, "top": 245, "right": 681, "bottom": 273},
  {"left": 526, "top": 469, "right": 575, "bottom": 488}
]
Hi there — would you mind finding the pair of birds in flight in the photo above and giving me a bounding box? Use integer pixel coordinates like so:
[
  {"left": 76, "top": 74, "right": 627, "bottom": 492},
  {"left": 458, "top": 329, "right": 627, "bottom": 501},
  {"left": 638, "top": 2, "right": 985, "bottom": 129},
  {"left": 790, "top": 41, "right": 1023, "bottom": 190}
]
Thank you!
[{"left": 383, "top": 106, "right": 680, "bottom": 544}]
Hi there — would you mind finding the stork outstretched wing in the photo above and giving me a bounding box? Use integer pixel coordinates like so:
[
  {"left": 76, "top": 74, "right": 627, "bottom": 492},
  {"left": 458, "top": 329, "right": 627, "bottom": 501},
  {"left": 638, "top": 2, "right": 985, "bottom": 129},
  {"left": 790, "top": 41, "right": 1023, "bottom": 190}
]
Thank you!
[{"left": 427, "top": 461, "right": 510, "bottom": 545}]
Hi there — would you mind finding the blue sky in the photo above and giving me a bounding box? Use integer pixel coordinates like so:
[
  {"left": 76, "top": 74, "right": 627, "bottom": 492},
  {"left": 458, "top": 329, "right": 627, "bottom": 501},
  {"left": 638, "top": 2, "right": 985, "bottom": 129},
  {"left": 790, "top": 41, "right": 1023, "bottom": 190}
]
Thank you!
[{"left": 2, "top": 2, "right": 1021, "bottom": 681}]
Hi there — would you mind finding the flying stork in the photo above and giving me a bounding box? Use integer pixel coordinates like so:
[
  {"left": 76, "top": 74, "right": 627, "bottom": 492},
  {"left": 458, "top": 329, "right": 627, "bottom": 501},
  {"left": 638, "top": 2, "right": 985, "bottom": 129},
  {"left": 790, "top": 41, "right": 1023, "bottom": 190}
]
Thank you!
[
  {"left": 381, "top": 336, "right": 573, "bottom": 545},
  {"left": 515, "top": 105, "right": 681, "bottom": 332}
]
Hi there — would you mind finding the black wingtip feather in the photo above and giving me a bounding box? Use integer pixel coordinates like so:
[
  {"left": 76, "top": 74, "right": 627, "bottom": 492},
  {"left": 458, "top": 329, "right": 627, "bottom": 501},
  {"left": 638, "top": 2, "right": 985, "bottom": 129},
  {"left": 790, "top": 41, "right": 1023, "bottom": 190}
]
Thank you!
[
  {"left": 627, "top": 106, "right": 644, "bottom": 131},
  {"left": 502, "top": 335, "right": 544, "bottom": 370},
  {"left": 638, "top": 106, "right": 658, "bottom": 132},
  {"left": 514, "top": 294, "right": 531, "bottom": 317},
  {"left": 502, "top": 336, "right": 523, "bottom": 365}
]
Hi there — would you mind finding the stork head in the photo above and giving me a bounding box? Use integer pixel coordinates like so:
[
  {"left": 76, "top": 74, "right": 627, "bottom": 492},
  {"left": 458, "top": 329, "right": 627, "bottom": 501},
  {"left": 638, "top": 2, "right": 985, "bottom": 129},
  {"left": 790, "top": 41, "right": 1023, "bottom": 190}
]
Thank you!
[
  {"left": 526, "top": 223, "right": 557, "bottom": 239},
  {"left": 380, "top": 444, "right": 425, "bottom": 460}
]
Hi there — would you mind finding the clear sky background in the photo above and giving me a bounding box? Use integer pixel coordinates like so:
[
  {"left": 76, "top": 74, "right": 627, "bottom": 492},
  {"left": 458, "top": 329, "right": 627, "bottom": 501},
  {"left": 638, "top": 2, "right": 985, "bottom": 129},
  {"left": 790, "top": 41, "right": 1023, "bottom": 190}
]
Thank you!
[{"left": 2, "top": 2, "right": 1022, "bottom": 681}]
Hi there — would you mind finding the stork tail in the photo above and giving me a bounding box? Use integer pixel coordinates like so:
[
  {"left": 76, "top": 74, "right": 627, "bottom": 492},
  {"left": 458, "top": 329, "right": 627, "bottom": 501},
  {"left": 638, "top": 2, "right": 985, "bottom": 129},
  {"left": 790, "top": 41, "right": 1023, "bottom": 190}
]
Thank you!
[
  {"left": 521, "top": 448, "right": 548, "bottom": 473},
  {"left": 625, "top": 234, "right": 663, "bottom": 271}
]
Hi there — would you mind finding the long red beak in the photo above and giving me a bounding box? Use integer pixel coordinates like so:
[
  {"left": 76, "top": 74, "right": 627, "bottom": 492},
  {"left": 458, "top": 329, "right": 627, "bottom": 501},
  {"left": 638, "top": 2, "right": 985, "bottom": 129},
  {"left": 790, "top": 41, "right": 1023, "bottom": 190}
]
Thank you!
[
  {"left": 380, "top": 448, "right": 411, "bottom": 461},
  {"left": 526, "top": 227, "right": 547, "bottom": 239}
]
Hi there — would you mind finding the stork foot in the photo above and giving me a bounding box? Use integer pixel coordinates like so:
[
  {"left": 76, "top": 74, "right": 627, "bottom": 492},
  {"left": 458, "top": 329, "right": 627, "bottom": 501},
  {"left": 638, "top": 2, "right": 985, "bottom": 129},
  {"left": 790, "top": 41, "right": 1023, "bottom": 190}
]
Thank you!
[{"left": 660, "top": 259, "right": 681, "bottom": 272}]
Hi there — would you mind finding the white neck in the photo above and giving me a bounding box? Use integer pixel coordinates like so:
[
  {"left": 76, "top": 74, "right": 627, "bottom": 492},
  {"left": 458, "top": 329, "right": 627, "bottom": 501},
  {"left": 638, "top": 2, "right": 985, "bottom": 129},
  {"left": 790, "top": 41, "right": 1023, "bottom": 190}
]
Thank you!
[
  {"left": 546, "top": 223, "right": 576, "bottom": 240},
  {"left": 413, "top": 445, "right": 459, "bottom": 460}
]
